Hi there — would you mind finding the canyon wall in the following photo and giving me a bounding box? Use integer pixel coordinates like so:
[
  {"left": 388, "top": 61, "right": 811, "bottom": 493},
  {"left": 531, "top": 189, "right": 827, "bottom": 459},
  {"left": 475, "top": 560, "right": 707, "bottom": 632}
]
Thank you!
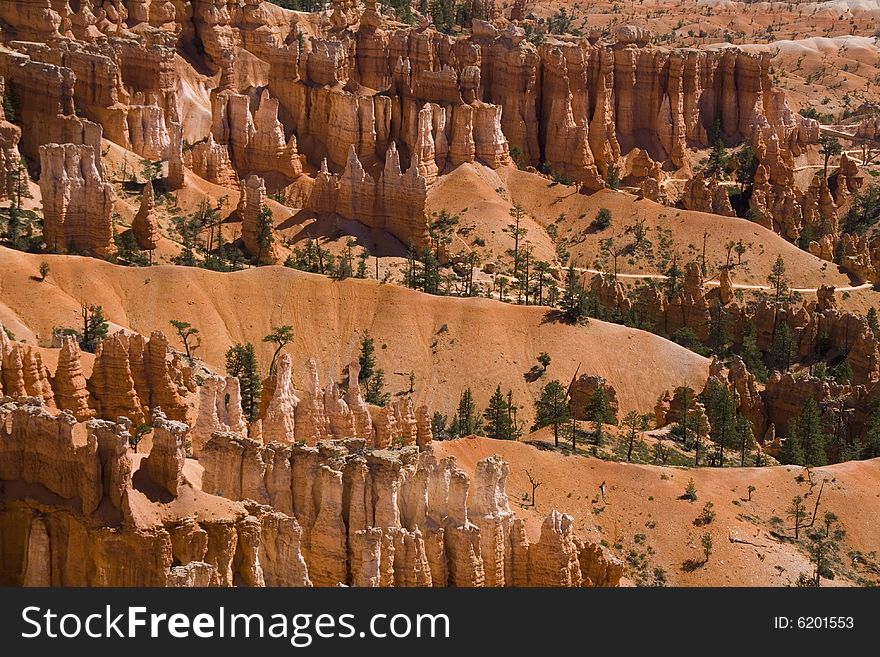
[{"left": 0, "top": 395, "right": 621, "bottom": 588}]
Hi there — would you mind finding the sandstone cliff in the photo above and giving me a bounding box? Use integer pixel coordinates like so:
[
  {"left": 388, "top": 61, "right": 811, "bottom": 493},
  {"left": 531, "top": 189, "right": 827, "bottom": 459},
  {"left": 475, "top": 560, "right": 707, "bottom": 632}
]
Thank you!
[{"left": 39, "top": 143, "right": 116, "bottom": 256}]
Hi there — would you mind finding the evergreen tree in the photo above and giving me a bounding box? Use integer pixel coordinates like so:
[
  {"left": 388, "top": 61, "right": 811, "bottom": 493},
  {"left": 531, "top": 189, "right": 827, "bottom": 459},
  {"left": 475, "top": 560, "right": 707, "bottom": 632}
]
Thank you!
[
  {"left": 169, "top": 319, "right": 201, "bottom": 361},
  {"left": 560, "top": 265, "right": 588, "bottom": 323},
  {"left": 504, "top": 204, "right": 528, "bottom": 275},
  {"left": 586, "top": 386, "right": 616, "bottom": 424},
  {"left": 358, "top": 332, "right": 376, "bottom": 382},
  {"left": 705, "top": 139, "right": 729, "bottom": 179},
  {"left": 457, "top": 387, "right": 480, "bottom": 436},
  {"left": 867, "top": 307, "right": 879, "bottom": 336},
  {"left": 817, "top": 134, "right": 842, "bottom": 178},
  {"left": 735, "top": 144, "right": 758, "bottom": 194},
  {"left": 483, "top": 385, "right": 517, "bottom": 440},
  {"left": 768, "top": 255, "right": 789, "bottom": 305},
  {"left": 783, "top": 397, "right": 827, "bottom": 466},
  {"left": 863, "top": 401, "right": 880, "bottom": 459},
  {"left": 768, "top": 321, "right": 795, "bottom": 373},
  {"left": 736, "top": 414, "right": 756, "bottom": 467},
  {"left": 842, "top": 182, "right": 880, "bottom": 235},
  {"left": 740, "top": 326, "right": 768, "bottom": 381},
  {"left": 225, "top": 342, "right": 261, "bottom": 421},
  {"left": 622, "top": 410, "right": 649, "bottom": 462},
  {"left": 364, "top": 368, "right": 390, "bottom": 406},
  {"left": 429, "top": 0, "right": 455, "bottom": 33},
  {"left": 605, "top": 163, "right": 619, "bottom": 190},
  {"left": 586, "top": 386, "right": 616, "bottom": 445},
  {"left": 255, "top": 206, "right": 275, "bottom": 265},
  {"left": 430, "top": 412, "right": 448, "bottom": 441},
  {"left": 533, "top": 379, "right": 570, "bottom": 447},
  {"left": 428, "top": 209, "right": 459, "bottom": 262},
  {"left": 701, "top": 378, "right": 736, "bottom": 466},
  {"left": 779, "top": 423, "right": 805, "bottom": 466},
  {"left": 787, "top": 495, "right": 807, "bottom": 540},
  {"left": 263, "top": 324, "right": 294, "bottom": 375},
  {"left": 664, "top": 255, "right": 683, "bottom": 299},
  {"left": 80, "top": 304, "right": 109, "bottom": 353}
]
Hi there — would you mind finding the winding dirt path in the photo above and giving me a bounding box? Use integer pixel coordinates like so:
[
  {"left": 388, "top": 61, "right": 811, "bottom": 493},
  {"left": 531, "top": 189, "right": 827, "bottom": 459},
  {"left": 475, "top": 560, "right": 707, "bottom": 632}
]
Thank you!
[{"left": 575, "top": 267, "right": 874, "bottom": 294}]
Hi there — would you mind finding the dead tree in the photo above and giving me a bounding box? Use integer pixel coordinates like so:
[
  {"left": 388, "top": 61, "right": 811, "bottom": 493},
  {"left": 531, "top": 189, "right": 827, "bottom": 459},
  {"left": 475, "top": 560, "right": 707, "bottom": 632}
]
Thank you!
[{"left": 524, "top": 469, "right": 543, "bottom": 508}]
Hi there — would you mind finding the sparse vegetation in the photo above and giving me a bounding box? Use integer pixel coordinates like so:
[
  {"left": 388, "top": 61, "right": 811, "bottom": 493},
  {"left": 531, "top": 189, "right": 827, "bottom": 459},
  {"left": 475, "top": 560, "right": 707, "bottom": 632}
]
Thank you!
[{"left": 169, "top": 320, "right": 201, "bottom": 361}]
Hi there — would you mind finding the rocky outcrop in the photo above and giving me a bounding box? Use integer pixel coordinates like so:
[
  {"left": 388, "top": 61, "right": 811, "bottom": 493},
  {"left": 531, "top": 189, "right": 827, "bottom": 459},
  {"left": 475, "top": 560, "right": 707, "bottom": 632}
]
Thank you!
[
  {"left": 87, "top": 331, "right": 191, "bottom": 427},
  {"left": 527, "top": 510, "right": 582, "bottom": 587},
  {"left": 131, "top": 180, "right": 159, "bottom": 251},
  {"left": 0, "top": 395, "right": 312, "bottom": 587},
  {"left": 1, "top": 331, "right": 56, "bottom": 408},
  {"left": 306, "top": 143, "right": 431, "bottom": 248},
  {"left": 262, "top": 353, "right": 298, "bottom": 444},
  {"left": 0, "top": 399, "right": 114, "bottom": 516},
  {"left": 201, "top": 434, "right": 294, "bottom": 514},
  {"left": 569, "top": 374, "right": 619, "bottom": 424},
  {"left": 52, "top": 336, "right": 94, "bottom": 421},
  {"left": 0, "top": 49, "right": 103, "bottom": 168},
  {"left": 189, "top": 133, "right": 238, "bottom": 187},
  {"left": 682, "top": 172, "right": 735, "bottom": 216},
  {"left": 703, "top": 356, "right": 766, "bottom": 439},
  {"left": 138, "top": 409, "right": 187, "bottom": 497},
  {"left": 0, "top": 76, "right": 23, "bottom": 202},
  {"left": 416, "top": 405, "right": 433, "bottom": 446},
  {"left": 166, "top": 120, "right": 185, "bottom": 189},
  {"left": 209, "top": 88, "right": 302, "bottom": 185},
  {"left": 199, "top": 435, "right": 617, "bottom": 588},
  {"left": 39, "top": 143, "right": 115, "bottom": 256},
  {"left": 760, "top": 372, "right": 868, "bottom": 441},
  {"left": 324, "top": 378, "right": 356, "bottom": 440},
  {"left": 344, "top": 363, "right": 373, "bottom": 440},
  {"left": 191, "top": 374, "right": 246, "bottom": 456},
  {"left": 239, "top": 174, "right": 278, "bottom": 264},
  {"left": 293, "top": 358, "right": 331, "bottom": 445},
  {"left": 88, "top": 332, "right": 146, "bottom": 425}
]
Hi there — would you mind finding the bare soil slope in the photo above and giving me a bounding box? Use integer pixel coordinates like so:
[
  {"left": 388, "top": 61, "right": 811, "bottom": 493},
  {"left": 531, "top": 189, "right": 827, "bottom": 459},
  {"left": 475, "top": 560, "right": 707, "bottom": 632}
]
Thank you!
[
  {"left": 437, "top": 436, "right": 880, "bottom": 587},
  {"left": 0, "top": 246, "right": 709, "bottom": 422},
  {"left": 501, "top": 168, "right": 858, "bottom": 288}
]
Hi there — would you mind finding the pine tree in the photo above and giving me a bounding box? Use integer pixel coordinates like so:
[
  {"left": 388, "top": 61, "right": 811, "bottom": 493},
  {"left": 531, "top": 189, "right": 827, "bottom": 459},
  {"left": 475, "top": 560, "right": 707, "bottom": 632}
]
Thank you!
[
  {"left": 169, "top": 319, "right": 201, "bottom": 361},
  {"left": 263, "top": 324, "right": 295, "bottom": 376},
  {"left": 867, "top": 307, "right": 879, "bottom": 336},
  {"left": 705, "top": 139, "right": 728, "bottom": 179},
  {"left": 431, "top": 412, "right": 447, "bottom": 440},
  {"left": 364, "top": 368, "right": 390, "bottom": 406},
  {"left": 622, "top": 410, "right": 649, "bottom": 462},
  {"left": 780, "top": 421, "right": 805, "bottom": 466},
  {"left": 818, "top": 134, "right": 842, "bottom": 178},
  {"left": 701, "top": 378, "right": 736, "bottom": 466},
  {"left": 735, "top": 143, "right": 757, "bottom": 194},
  {"left": 483, "top": 385, "right": 516, "bottom": 440},
  {"left": 863, "top": 401, "right": 880, "bottom": 459},
  {"left": 560, "top": 265, "right": 588, "bottom": 323},
  {"left": 586, "top": 386, "right": 616, "bottom": 424},
  {"left": 226, "top": 342, "right": 261, "bottom": 421},
  {"left": 797, "top": 397, "right": 827, "bottom": 466},
  {"left": 255, "top": 206, "right": 275, "bottom": 265},
  {"left": 457, "top": 388, "right": 480, "bottom": 436},
  {"left": 80, "top": 304, "right": 109, "bottom": 353},
  {"left": 736, "top": 414, "right": 756, "bottom": 467},
  {"left": 768, "top": 321, "right": 795, "bottom": 373},
  {"left": 787, "top": 495, "right": 807, "bottom": 539},
  {"left": 740, "top": 326, "right": 768, "bottom": 381},
  {"left": 533, "top": 379, "right": 570, "bottom": 447},
  {"left": 586, "top": 386, "right": 615, "bottom": 445},
  {"left": 358, "top": 332, "right": 376, "bottom": 382}
]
